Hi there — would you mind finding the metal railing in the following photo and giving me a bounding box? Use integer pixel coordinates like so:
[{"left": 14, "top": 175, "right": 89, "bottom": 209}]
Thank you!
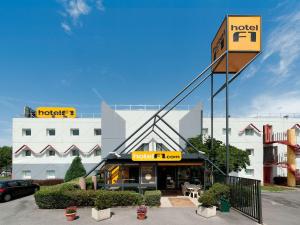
[
  {"left": 214, "top": 175, "right": 262, "bottom": 224},
  {"left": 110, "top": 104, "right": 192, "bottom": 111}
]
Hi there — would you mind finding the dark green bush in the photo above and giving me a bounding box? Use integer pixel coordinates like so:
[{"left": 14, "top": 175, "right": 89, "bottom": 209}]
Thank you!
[
  {"left": 198, "top": 190, "right": 217, "bottom": 208},
  {"left": 59, "top": 183, "right": 80, "bottom": 192},
  {"left": 34, "top": 188, "right": 143, "bottom": 209},
  {"left": 109, "top": 191, "right": 143, "bottom": 207},
  {"left": 144, "top": 190, "right": 161, "bottom": 206},
  {"left": 95, "top": 192, "right": 113, "bottom": 210},
  {"left": 209, "top": 183, "right": 230, "bottom": 201},
  {"left": 64, "top": 156, "right": 86, "bottom": 182},
  {"left": 34, "top": 188, "right": 73, "bottom": 209}
]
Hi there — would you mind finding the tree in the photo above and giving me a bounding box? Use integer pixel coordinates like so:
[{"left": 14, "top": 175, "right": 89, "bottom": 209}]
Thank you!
[
  {"left": 64, "top": 156, "right": 86, "bottom": 182},
  {"left": 186, "top": 135, "right": 250, "bottom": 174},
  {"left": 0, "top": 146, "right": 12, "bottom": 172}
]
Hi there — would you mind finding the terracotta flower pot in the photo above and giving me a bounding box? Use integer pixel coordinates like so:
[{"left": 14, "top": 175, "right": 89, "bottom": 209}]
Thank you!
[
  {"left": 65, "top": 213, "right": 76, "bottom": 221},
  {"left": 65, "top": 206, "right": 77, "bottom": 221},
  {"left": 137, "top": 212, "right": 146, "bottom": 220}
]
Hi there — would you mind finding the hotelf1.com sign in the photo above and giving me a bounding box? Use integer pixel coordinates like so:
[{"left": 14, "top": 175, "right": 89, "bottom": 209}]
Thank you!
[
  {"left": 132, "top": 151, "right": 182, "bottom": 161},
  {"left": 211, "top": 15, "right": 261, "bottom": 73},
  {"left": 36, "top": 107, "right": 76, "bottom": 118}
]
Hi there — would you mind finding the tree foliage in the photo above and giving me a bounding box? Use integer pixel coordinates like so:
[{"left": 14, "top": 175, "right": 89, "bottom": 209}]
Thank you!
[
  {"left": 0, "top": 146, "right": 12, "bottom": 171},
  {"left": 186, "top": 135, "right": 250, "bottom": 174},
  {"left": 64, "top": 156, "right": 86, "bottom": 182}
]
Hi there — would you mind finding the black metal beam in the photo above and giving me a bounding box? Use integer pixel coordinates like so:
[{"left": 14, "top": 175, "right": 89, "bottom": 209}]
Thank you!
[
  {"left": 119, "top": 122, "right": 155, "bottom": 154},
  {"left": 213, "top": 52, "right": 262, "bottom": 98},
  {"left": 126, "top": 129, "right": 154, "bottom": 153},
  {"left": 154, "top": 124, "right": 186, "bottom": 152},
  {"left": 153, "top": 130, "right": 177, "bottom": 151},
  {"left": 85, "top": 51, "right": 227, "bottom": 177}
]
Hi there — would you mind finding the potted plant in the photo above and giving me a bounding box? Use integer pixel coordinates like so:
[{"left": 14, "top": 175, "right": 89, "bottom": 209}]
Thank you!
[
  {"left": 197, "top": 191, "right": 217, "bottom": 218},
  {"left": 209, "top": 183, "right": 231, "bottom": 212},
  {"left": 92, "top": 192, "right": 112, "bottom": 221},
  {"left": 65, "top": 206, "right": 77, "bottom": 221},
  {"left": 136, "top": 205, "right": 147, "bottom": 220}
]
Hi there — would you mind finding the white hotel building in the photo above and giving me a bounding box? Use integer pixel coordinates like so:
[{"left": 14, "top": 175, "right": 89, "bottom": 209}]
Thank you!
[{"left": 12, "top": 102, "right": 300, "bottom": 184}]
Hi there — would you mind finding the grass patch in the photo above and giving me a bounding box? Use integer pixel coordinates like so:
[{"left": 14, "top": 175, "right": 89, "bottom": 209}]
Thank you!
[
  {"left": 0, "top": 176, "right": 11, "bottom": 180},
  {"left": 261, "top": 185, "right": 293, "bottom": 192}
]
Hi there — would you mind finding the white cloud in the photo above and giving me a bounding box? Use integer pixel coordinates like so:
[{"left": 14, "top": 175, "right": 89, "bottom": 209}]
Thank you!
[
  {"left": 96, "top": 0, "right": 105, "bottom": 11},
  {"left": 66, "top": 0, "right": 91, "bottom": 22},
  {"left": 262, "top": 10, "right": 300, "bottom": 83},
  {"left": 242, "top": 6, "right": 300, "bottom": 86},
  {"left": 58, "top": 0, "right": 105, "bottom": 33},
  {"left": 61, "top": 22, "right": 72, "bottom": 33},
  {"left": 247, "top": 90, "right": 300, "bottom": 116}
]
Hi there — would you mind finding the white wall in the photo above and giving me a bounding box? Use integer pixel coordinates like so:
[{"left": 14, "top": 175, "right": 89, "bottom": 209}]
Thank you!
[{"left": 13, "top": 118, "right": 102, "bottom": 165}]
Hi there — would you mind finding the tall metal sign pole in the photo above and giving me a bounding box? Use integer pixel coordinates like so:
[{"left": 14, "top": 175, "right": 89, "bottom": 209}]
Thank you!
[
  {"left": 211, "top": 15, "right": 262, "bottom": 175},
  {"left": 225, "top": 15, "right": 230, "bottom": 175}
]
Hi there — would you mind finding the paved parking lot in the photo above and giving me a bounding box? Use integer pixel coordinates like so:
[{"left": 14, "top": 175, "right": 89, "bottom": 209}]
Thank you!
[
  {"left": 262, "top": 190, "right": 300, "bottom": 225},
  {"left": 0, "top": 195, "right": 257, "bottom": 225},
  {"left": 0, "top": 190, "right": 299, "bottom": 225}
]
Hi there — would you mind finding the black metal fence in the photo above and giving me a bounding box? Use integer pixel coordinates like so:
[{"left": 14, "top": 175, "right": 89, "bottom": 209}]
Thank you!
[
  {"left": 214, "top": 175, "right": 263, "bottom": 224},
  {"left": 210, "top": 174, "right": 262, "bottom": 223}
]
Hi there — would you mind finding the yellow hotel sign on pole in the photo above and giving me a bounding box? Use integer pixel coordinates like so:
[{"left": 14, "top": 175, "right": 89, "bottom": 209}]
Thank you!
[
  {"left": 36, "top": 107, "right": 76, "bottom": 118},
  {"left": 132, "top": 151, "right": 182, "bottom": 161},
  {"left": 211, "top": 15, "right": 261, "bottom": 73}
]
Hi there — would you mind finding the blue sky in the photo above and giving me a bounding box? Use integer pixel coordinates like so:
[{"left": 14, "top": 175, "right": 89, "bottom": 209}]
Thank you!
[{"left": 1, "top": 0, "right": 300, "bottom": 146}]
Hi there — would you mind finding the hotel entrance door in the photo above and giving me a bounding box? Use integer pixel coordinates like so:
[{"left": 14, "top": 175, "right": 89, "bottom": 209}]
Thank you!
[{"left": 157, "top": 167, "right": 177, "bottom": 190}]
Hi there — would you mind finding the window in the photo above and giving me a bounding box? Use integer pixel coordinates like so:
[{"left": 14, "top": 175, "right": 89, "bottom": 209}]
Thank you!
[
  {"left": 222, "top": 128, "right": 231, "bottom": 135},
  {"left": 46, "top": 128, "right": 55, "bottom": 136},
  {"left": 24, "top": 150, "right": 31, "bottom": 156},
  {"left": 138, "top": 143, "right": 149, "bottom": 151},
  {"left": 245, "top": 128, "right": 254, "bottom": 136},
  {"left": 22, "top": 128, "right": 31, "bottom": 136},
  {"left": 202, "top": 128, "right": 208, "bottom": 135},
  {"left": 245, "top": 169, "right": 254, "bottom": 176},
  {"left": 246, "top": 148, "right": 254, "bottom": 156},
  {"left": 46, "top": 170, "right": 55, "bottom": 179},
  {"left": 72, "top": 149, "right": 79, "bottom": 156},
  {"left": 94, "top": 149, "right": 101, "bottom": 156},
  {"left": 156, "top": 143, "right": 168, "bottom": 151},
  {"left": 48, "top": 150, "right": 55, "bottom": 156},
  {"left": 94, "top": 128, "right": 102, "bottom": 136},
  {"left": 22, "top": 170, "right": 31, "bottom": 179},
  {"left": 70, "top": 129, "right": 79, "bottom": 136}
]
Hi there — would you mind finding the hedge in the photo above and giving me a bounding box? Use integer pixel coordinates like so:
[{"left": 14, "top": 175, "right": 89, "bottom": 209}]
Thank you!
[
  {"left": 35, "top": 188, "right": 144, "bottom": 209},
  {"left": 144, "top": 190, "right": 161, "bottom": 206},
  {"left": 32, "top": 179, "right": 64, "bottom": 186}
]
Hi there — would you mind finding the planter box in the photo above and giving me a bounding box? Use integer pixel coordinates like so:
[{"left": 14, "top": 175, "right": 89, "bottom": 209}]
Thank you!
[
  {"left": 92, "top": 208, "right": 111, "bottom": 221},
  {"left": 197, "top": 206, "right": 216, "bottom": 218}
]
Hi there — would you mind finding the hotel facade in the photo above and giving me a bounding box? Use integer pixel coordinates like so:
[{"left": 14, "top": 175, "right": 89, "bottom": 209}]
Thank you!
[{"left": 12, "top": 102, "right": 300, "bottom": 186}]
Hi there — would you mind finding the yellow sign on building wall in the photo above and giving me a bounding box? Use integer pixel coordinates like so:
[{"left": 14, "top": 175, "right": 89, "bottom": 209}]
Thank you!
[
  {"left": 36, "top": 107, "right": 76, "bottom": 118},
  {"left": 132, "top": 151, "right": 182, "bottom": 161},
  {"left": 211, "top": 15, "right": 261, "bottom": 73}
]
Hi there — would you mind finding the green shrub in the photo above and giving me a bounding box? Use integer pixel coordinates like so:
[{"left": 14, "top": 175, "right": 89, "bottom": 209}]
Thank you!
[
  {"left": 59, "top": 183, "right": 80, "bottom": 192},
  {"left": 34, "top": 188, "right": 143, "bottom": 209},
  {"left": 95, "top": 192, "right": 113, "bottom": 210},
  {"left": 198, "top": 190, "right": 217, "bottom": 208},
  {"left": 34, "top": 188, "right": 73, "bottom": 209},
  {"left": 65, "top": 190, "right": 100, "bottom": 207},
  {"left": 209, "top": 183, "right": 230, "bottom": 201},
  {"left": 109, "top": 191, "right": 143, "bottom": 207},
  {"left": 85, "top": 177, "right": 94, "bottom": 190},
  {"left": 64, "top": 156, "right": 86, "bottom": 182},
  {"left": 144, "top": 190, "right": 161, "bottom": 206}
]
